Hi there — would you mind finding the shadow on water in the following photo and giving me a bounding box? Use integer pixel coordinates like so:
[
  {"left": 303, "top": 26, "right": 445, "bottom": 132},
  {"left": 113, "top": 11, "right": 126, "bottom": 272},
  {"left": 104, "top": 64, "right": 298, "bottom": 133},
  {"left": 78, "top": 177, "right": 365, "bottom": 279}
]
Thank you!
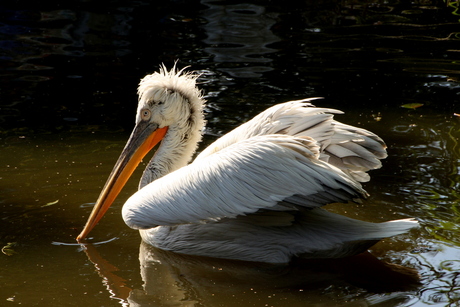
[{"left": 1, "top": 0, "right": 460, "bottom": 306}]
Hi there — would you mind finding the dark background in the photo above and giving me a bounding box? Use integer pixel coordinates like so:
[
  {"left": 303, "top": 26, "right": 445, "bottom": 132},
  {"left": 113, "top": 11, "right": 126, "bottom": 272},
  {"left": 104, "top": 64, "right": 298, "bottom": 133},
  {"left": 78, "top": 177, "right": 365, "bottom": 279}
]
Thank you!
[
  {"left": 1, "top": 1, "right": 460, "bottom": 306},
  {"left": 1, "top": 0, "right": 459, "bottom": 137}
]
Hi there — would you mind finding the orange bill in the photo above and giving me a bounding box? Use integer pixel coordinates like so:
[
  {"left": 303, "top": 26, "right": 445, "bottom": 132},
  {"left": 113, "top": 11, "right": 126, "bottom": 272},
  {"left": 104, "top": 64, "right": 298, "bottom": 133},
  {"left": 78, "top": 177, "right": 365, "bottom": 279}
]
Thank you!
[{"left": 77, "top": 122, "right": 168, "bottom": 241}]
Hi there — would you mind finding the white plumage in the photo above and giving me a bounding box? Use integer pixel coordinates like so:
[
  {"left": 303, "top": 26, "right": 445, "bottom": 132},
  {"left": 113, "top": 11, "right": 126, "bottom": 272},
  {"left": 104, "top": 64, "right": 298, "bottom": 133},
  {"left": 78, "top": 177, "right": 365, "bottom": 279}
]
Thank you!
[
  {"left": 123, "top": 135, "right": 362, "bottom": 228},
  {"left": 77, "top": 65, "right": 418, "bottom": 263}
]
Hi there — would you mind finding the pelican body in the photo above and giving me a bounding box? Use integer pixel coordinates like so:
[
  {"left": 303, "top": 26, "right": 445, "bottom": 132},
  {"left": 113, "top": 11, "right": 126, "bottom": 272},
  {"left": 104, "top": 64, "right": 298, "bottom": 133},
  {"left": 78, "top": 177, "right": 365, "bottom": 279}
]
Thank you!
[{"left": 77, "top": 65, "right": 417, "bottom": 263}]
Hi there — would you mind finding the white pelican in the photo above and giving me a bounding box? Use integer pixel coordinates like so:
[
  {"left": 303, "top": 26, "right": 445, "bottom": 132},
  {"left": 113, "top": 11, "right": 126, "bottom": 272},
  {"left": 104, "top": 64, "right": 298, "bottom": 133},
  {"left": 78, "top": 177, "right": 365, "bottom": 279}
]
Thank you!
[{"left": 77, "top": 65, "right": 418, "bottom": 263}]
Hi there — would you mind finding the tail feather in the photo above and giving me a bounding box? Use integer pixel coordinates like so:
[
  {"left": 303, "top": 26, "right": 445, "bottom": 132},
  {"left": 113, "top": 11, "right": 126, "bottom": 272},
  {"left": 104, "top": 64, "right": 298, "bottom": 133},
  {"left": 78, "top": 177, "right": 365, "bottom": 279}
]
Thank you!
[
  {"left": 375, "top": 218, "right": 419, "bottom": 239},
  {"left": 141, "top": 208, "right": 419, "bottom": 263},
  {"left": 295, "top": 209, "right": 419, "bottom": 259}
]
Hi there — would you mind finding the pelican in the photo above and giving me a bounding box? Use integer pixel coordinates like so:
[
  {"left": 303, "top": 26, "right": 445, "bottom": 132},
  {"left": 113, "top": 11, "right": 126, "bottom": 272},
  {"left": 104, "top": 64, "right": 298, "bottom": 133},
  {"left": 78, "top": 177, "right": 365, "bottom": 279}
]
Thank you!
[{"left": 77, "top": 65, "right": 418, "bottom": 264}]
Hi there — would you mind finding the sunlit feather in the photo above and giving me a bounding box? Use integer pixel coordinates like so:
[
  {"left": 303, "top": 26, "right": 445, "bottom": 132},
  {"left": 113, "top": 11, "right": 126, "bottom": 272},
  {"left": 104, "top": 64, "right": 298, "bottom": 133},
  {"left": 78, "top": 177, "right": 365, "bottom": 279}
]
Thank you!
[{"left": 78, "top": 65, "right": 418, "bottom": 263}]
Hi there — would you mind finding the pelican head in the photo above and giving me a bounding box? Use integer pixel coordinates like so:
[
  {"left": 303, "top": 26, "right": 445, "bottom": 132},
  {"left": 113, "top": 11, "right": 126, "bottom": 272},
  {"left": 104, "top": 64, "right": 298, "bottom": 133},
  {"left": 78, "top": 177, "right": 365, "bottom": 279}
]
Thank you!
[{"left": 77, "top": 65, "right": 205, "bottom": 241}]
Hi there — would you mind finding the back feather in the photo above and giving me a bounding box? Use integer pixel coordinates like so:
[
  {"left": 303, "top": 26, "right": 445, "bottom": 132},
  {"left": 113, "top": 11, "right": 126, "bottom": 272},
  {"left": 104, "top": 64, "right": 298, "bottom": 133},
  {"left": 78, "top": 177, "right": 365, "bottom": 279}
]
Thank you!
[{"left": 196, "top": 99, "right": 387, "bottom": 182}]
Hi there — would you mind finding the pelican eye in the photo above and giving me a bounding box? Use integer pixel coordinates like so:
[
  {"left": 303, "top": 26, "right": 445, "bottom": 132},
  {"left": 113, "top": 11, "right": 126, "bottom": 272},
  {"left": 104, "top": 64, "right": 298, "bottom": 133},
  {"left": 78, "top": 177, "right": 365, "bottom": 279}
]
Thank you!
[{"left": 141, "top": 109, "right": 151, "bottom": 121}]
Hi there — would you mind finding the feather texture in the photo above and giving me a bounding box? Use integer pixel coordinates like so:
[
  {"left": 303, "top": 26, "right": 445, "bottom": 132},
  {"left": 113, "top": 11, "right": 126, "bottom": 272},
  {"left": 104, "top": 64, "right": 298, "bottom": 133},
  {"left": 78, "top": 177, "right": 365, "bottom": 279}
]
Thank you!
[
  {"left": 195, "top": 99, "right": 387, "bottom": 182},
  {"left": 90, "top": 66, "right": 419, "bottom": 263},
  {"left": 138, "top": 209, "right": 417, "bottom": 263},
  {"left": 123, "top": 135, "right": 365, "bottom": 229}
]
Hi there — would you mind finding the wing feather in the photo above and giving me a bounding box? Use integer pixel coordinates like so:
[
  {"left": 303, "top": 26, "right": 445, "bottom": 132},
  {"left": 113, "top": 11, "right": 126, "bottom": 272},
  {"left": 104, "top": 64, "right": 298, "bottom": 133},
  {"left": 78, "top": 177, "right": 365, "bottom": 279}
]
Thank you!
[
  {"left": 122, "top": 135, "right": 366, "bottom": 230},
  {"left": 195, "top": 99, "right": 387, "bottom": 183}
]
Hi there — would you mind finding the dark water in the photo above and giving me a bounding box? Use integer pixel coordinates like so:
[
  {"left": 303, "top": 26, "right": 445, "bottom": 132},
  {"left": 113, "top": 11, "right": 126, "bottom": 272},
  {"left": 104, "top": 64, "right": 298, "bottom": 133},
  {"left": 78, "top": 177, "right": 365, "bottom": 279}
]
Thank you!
[{"left": 1, "top": 1, "right": 460, "bottom": 306}]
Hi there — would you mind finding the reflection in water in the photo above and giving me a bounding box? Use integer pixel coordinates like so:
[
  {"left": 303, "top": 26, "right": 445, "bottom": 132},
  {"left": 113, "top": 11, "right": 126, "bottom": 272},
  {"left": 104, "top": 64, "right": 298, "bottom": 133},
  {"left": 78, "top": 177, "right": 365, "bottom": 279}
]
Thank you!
[
  {"left": 82, "top": 243, "right": 131, "bottom": 306},
  {"left": 389, "top": 115, "right": 460, "bottom": 244},
  {"left": 378, "top": 113, "right": 460, "bottom": 306},
  {"left": 0, "top": 5, "right": 136, "bottom": 132},
  {"left": 82, "top": 241, "right": 420, "bottom": 307},
  {"left": 1, "top": 0, "right": 460, "bottom": 306},
  {"left": 201, "top": 1, "right": 279, "bottom": 78},
  {"left": 1, "top": 7, "right": 132, "bottom": 62},
  {"left": 410, "top": 246, "right": 460, "bottom": 306}
]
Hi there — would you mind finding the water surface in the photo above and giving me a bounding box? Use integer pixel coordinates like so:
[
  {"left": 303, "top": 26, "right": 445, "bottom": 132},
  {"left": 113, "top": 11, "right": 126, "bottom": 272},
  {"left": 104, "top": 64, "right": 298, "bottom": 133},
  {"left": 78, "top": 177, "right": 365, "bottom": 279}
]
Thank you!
[{"left": 1, "top": 1, "right": 460, "bottom": 306}]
